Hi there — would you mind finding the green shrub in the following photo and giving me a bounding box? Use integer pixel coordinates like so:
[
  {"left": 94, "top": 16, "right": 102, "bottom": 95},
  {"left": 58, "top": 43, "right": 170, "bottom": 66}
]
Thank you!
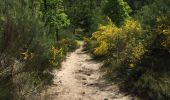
[{"left": 124, "top": 69, "right": 170, "bottom": 100}]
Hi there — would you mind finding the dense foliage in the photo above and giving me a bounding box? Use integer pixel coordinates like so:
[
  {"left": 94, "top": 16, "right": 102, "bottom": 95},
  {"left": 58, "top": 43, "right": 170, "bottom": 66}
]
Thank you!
[
  {"left": 0, "top": 0, "right": 78, "bottom": 99},
  {"left": 64, "top": 0, "right": 107, "bottom": 38},
  {"left": 103, "top": 0, "right": 132, "bottom": 26},
  {"left": 0, "top": 0, "right": 169, "bottom": 99},
  {"left": 86, "top": 0, "right": 170, "bottom": 99}
]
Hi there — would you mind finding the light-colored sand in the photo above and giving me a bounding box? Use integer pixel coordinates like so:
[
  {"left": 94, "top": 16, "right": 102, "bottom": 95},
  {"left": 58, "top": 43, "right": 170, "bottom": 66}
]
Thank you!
[{"left": 40, "top": 43, "right": 139, "bottom": 100}]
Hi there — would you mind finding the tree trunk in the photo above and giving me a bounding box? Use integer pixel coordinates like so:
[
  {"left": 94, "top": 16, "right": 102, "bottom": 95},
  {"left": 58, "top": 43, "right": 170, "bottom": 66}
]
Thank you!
[{"left": 56, "top": 29, "right": 59, "bottom": 42}]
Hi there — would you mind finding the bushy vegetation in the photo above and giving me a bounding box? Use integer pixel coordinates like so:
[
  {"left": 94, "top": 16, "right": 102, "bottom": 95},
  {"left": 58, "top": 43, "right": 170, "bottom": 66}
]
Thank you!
[
  {"left": 85, "top": 0, "right": 170, "bottom": 99},
  {"left": 0, "top": 0, "right": 78, "bottom": 99},
  {"left": 0, "top": 0, "right": 169, "bottom": 99},
  {"left": 87, "top": 18, "right": 145, "bottom": 66},
  {"left": 104, "top": 0, "right": 132, "bottom": 26},
  {"left": 64, "top": 0, "right": 107, "bottom": 38}
]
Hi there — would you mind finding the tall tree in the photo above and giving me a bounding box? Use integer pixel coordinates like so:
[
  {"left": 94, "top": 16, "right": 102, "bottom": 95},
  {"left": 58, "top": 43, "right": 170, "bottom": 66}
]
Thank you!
[
  {"left": 42, "top": 0, "right": 70, "bottom": 41},
  {"left": 104, "top": 0, "right": 132, "bottom": 26},
  {"left": 64, "top": 0, "right": 97, "bottom": 34}
]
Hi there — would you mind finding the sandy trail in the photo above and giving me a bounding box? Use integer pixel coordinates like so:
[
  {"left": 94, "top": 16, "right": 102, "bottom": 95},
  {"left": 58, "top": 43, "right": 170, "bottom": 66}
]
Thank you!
[{"left": 41, "top": 43, "right": 138, "bottom": 100}]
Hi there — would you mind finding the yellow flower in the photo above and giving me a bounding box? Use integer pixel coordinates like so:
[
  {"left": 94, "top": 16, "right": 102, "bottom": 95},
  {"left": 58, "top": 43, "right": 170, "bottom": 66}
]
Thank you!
[
  {"left": 129, "top": 63, "right": 135, "bottom": 68},
  {"left": 94, "top": 41, "right": 109, "bottom": 56},
  {"left": 21, "top": 50, "right": 29, "bottom": 60}
]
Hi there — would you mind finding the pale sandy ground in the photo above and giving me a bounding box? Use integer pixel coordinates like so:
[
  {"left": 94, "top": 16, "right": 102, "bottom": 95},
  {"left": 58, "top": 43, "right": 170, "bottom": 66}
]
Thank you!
[{"left": 40, "top": 43, "right": 139, "bottom": 100}]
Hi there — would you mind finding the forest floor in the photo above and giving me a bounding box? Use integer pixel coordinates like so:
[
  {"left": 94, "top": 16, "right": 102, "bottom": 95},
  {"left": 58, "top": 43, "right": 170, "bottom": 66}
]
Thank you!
[{"left": 40, "top": 42, "right": 139, "bottom": 100}]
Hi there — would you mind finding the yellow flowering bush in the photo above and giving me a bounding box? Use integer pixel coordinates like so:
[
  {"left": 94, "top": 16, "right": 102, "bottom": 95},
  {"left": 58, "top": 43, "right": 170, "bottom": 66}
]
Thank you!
[
  {"left": 91, "top": 19, "right": 120, "bottom": 56},
  {"left": 89, "top": 18, "right": 145, "bottom": 67},
  {"left": 123, "top": 19, "right": 142, "bottom": 34},
  {"left": 131, "top": 43, "right": 145, "bottom": 61},
  {"left": 123, "top": 19, "right": 145, "bottom": 63},
  {"left": 156, "top": 15, "right": 170, "bottom": 50},
  {"left": 94, "top": 41, "right": 109, "bottom": 55},
  {"left": 49, "top": 46, "right": 63, "bottom": 66}
]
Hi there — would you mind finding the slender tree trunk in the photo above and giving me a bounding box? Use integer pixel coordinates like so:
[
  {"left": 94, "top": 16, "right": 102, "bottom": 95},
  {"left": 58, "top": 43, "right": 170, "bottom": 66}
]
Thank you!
[
  {"left": 43, "top": 0, "right": 47, "bottom": 24},
  {"left": 96, "top": 0, "right": 102, "bottom": 6},
  {"left": 43, "top": 0, "right": 47, "bottom": 11},
  {"left": 56, "top": 29, "right": 59, "bottom": 42},
  {"left": 31, "top": 0, "right": 35, "bottom": 16}
]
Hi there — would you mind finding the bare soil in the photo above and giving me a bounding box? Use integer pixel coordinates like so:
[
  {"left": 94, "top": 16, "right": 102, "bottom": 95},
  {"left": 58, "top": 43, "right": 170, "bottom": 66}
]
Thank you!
[{"left": 40, "top": 43, "right": 139, "bottom": 100}]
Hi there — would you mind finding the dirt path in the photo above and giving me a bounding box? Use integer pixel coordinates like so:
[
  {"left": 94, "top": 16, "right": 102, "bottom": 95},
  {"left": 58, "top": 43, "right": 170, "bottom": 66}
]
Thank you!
[{"left": 41, "top": 43, "right": 138, "bottom": 100}]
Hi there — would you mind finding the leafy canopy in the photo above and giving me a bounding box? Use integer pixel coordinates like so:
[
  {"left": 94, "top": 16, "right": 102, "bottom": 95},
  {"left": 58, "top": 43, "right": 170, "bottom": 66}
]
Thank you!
[{"left": 104, "top": 0, "right": 132, "bottom": 26}]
